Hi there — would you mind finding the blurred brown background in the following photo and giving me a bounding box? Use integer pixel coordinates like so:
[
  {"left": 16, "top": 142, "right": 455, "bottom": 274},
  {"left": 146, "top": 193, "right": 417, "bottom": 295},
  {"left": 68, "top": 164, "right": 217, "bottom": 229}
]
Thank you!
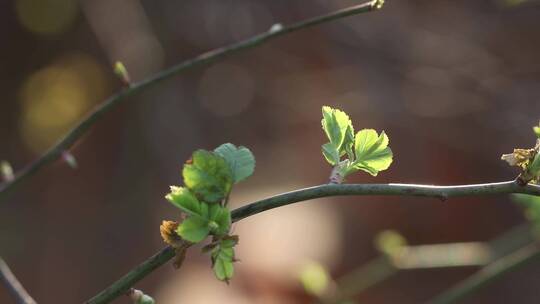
[{"left": 1, "top": 0, "right": 540, "bottom": 303}]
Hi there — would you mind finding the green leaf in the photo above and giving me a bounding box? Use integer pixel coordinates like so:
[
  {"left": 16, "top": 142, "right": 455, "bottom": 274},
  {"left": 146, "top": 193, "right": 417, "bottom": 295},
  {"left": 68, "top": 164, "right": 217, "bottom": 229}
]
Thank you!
[
  {"left": 534, "top": 124, "right": 540, "bottom": 138},
  {"left": 214, "top": 143, "right": 255, "bottom": 183},
  {"left": 176, "top": 216, "right": 210, "bottom": 243},
  {"left": 183, "top": 150, "right": 233, "bottom": 203},
  {"left": 321, "top": 106, "right": 353, "bottom": 152},
  {"left": 165, "top": 186, "right": 202, "bottom": 216},
  {"left": 343, "top": 124, "right": 355, "bottom": 158},
  {"left": 321, "top": 143, "right": 340, "bottom": 165},
  {"left": 212, "top": 244, "right": 235, "bottom": 282},
  {"left": 213, "top": 256, "right": 234, "bottom": 282},
  {"left": 208, "top": 204, "right": 232, "bottom": 236},
  {"left": 353, "top": 129, "right": 393, "bottom": 176}
]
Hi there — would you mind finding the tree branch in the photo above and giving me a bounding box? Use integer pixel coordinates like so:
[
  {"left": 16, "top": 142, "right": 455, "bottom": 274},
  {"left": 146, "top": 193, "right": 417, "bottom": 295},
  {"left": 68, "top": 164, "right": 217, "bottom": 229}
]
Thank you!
[
  {"left": 0, "top": 0, "right": 382, "bottom": 200},
  {"left": 85, "top": 180, "right": 540, "bottom": 304},
  {"left": 0, "top": 257, "right": 37, "bottom": 304}
]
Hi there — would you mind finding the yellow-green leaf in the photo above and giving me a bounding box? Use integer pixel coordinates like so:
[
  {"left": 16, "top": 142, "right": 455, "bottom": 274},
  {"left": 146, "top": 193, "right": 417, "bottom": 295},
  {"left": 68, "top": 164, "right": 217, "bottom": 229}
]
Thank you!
[{"left": 353, "top": 129, "right": 393, "bottom": 176}]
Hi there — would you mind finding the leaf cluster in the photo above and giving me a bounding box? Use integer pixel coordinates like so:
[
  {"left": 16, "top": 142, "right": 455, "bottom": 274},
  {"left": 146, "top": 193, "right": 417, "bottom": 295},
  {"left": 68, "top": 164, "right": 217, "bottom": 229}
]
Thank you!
[
  {"left": 165, "top": 143, "right": 255, "bottom": 282},
  {"left": 321, "top": 106, "right": 393, "bottom": 182}
]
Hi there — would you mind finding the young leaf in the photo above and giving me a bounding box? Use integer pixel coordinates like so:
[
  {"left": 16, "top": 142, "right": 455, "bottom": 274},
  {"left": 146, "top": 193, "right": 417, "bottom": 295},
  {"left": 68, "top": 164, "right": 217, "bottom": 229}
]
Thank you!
[
  {"left": 213, "top": 255, "right": 234, "bottom": 282},
  {"left": 343, "top": 124, "right": 355, "bottom": 158},
  {"left": 183, "top": 150, "right": 233, "bottom": 203},
  {"left": 353, "top": 129, "right": 393, "bottom": 176},
  {"left": 165, "top": 186, "right": 202, "bottom": 216},
  {"left": 176, "top": 216, "right": 210, "bottom": 243},
  {"left": 212, "top": 244, "right": 235, "bottom": 282},
  {"left": 321, "top": 143, "right": 340, "bottom": 166},
  {"left": 534, "top": 122, "right": 540, "bottom": 138},
  {"left": 321, "top": 106, "right": 353, "bottom": 152},
  {"left": 208, "top": 204, "right": 232, "bottom": 236},
  {"left": 214, "top": 143, "right": 255, "bottom": 183}
]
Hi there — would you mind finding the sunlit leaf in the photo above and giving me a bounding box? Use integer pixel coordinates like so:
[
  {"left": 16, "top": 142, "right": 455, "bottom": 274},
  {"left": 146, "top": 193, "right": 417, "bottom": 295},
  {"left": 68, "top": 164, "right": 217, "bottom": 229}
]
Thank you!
[
  {"left": 353, "top": 129, "right": 393, "bottom": 176},
  {"left": 322, "top": 142, "right": 340, "bottom": 166},
  {"left": 321, "top": 106, "right": 353, "bottom": 153}
]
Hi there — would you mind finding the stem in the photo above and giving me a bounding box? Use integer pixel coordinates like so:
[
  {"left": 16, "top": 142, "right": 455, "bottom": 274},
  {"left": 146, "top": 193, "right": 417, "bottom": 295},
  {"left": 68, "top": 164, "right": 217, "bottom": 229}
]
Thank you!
[
  {"left": 426, "top": 242, "right": 540, "bottom": 304},
  {"left": 0, "top": 257, "right": 37, "bottom": 304},
  {"left": 0, "top": 0, "right": 382, "bottom": 200},
  {"left": 85, "top": 247, "right": 175, "bottom": 304},
  {"left": 231, "top": 181, "right": 540, "bottom": 221},
  {"left": 85, "top": 180, "right": 540, "bottom": 304}
]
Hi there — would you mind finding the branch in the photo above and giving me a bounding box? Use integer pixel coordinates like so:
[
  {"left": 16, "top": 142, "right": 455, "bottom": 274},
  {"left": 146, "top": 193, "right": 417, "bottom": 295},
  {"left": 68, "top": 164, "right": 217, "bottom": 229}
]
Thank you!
[
  {"left": 0, "top": 257, "right": 37, "bottom": 304},
  {"left": 85, "top": 180, "right": 540, "bottom": 304},
  {"left": 426, "top": 242, "right": 540, "bottom": 304},
  {"left": 0, "top": 0, "right": 382, "bottom": 200}
]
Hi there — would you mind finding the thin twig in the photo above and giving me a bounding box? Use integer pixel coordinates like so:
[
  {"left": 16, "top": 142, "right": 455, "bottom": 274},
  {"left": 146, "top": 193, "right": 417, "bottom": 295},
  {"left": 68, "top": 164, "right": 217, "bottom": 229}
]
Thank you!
[
  {"left": 0, "top": 257, "right": 37, "bottom": 304},
  {"left": 426, "top": 242, "right": 540, "bottom": 304},
  {"left": 85, "top": 180, "right": 540, "bottom": 304},
  {"left": 0, "top": 0, "right": 382, "bottom": 200}
]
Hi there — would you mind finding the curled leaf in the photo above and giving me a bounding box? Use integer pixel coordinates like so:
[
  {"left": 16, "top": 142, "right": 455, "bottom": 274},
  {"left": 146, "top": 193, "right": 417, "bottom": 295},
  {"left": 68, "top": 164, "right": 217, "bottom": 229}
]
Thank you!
[{"left": 160, "top": 220, "right": 183, "bottom": 247}]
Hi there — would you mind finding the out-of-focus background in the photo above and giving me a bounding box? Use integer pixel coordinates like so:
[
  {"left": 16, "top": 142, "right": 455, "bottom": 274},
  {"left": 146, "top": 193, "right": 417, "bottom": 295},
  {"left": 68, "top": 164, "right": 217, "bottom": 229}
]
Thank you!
[{"left": 1, "top": 0, "right": 540, "bottom": 303}]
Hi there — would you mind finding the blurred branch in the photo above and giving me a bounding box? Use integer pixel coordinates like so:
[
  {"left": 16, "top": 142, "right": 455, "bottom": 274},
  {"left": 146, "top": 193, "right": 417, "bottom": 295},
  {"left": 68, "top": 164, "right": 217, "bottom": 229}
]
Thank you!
[
  {"left": 85, "top": 180, "right": 540, "bottom": 304},
  {"left": 0, "top": 257, "right": 37, "bottom": 304},
  {"left": 426, "top": 242, "right": 540, "bottom": 304},
  {"left": 327, "top": 223, "right": 535, "bottom": 302},
  {"left": 0, "top": 0, "right": 383, "bottom": 201}
]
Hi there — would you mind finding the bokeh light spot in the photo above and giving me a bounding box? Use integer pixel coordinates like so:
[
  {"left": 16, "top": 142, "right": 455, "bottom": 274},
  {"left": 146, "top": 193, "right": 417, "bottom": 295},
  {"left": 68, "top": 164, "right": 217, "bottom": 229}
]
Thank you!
[
  {"left": 16, "top": 0, "right": 78, "bottom": 36},
  {"left": 19, "top": 54, "right": 109, "bottom": 153}
]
